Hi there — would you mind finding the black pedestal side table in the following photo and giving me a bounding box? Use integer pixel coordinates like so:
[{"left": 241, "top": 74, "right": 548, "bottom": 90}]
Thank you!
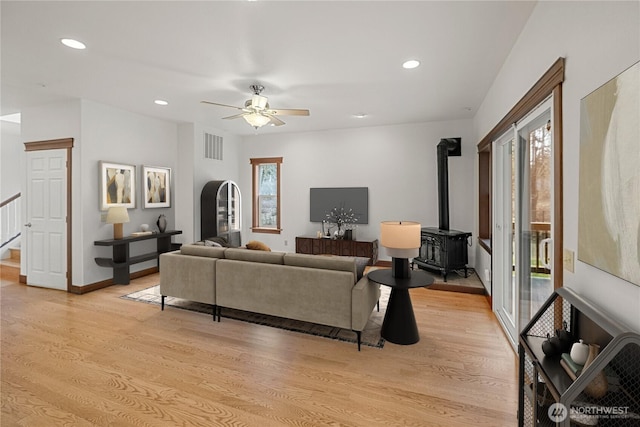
[{"left": 367, "top": 268, "right": 434, "bottom": 345}]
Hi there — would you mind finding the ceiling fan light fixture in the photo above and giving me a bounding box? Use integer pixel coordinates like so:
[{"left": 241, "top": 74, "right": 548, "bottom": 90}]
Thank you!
[
  {"left": 202, "top": 84, "right": 308, "bottom": 129},
  {"left": 243, "top": 112, "right": 271, "bottom": 128},
  {"left": 251, "top": 94, "right": 268, "bottom": 110}
]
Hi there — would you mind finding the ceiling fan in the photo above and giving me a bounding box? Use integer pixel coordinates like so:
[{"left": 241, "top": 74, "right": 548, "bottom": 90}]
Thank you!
[{"left": 201, "top": 85, "right": 310, "bottom": 129}]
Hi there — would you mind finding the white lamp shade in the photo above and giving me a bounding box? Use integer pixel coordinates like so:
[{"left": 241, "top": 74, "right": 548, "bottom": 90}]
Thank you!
[
  {"left": 251, "top": 94, "right": 268, "bottom": 110},
  {"left": 380, "top": 221, "right": 421, "bottom": 258},
  {"left": 106, "top": 206, "right": 129, "bottom": 224}
]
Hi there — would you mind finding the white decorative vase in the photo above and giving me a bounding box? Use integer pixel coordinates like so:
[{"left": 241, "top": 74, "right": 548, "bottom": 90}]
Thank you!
[
  {"left": 570, "top": 339, "right": 590, "bottom": 365},
  {"left": 140, "top": 223, "right": 149, "bottom": 232}
]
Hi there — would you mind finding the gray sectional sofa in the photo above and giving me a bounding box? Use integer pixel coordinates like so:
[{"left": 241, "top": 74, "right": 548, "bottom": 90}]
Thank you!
[{"left": 159, "top": 244, "right": 380, "bottom": 350}]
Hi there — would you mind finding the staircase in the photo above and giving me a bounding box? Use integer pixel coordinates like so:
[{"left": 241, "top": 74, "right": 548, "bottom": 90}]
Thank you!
[
  {"left": 1, "top": 193, "right": 21, "bottom": 281},
  {"left": 1, "top": 244, "right": 20, "bottom": 281}
]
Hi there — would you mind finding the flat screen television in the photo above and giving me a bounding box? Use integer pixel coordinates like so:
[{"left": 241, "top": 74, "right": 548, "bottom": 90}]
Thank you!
[{"left": 309, "top": 187, "right": 369, "bottom": 224}]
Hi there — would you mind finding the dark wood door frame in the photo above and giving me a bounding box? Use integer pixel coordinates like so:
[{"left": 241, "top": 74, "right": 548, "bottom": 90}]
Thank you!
[
  {"left": 23, "top": 138, "right": 74, "bottom": 292},
  {"left": 477, "top": 57, "right": 565, "bottom": 298}
]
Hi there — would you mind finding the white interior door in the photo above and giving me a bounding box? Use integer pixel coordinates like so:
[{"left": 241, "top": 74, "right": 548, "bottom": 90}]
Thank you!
[{"left": 26, "top": 148, "right": 68, "bottom": 290}]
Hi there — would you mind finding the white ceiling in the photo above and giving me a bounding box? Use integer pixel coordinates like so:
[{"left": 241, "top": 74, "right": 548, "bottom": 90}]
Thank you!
[{"left": 1, "top": 1, "right": 536, "bottom": 136}]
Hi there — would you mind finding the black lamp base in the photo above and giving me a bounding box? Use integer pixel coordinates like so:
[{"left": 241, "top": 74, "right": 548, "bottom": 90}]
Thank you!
[{"left": 391, "top": 257, "right": 411, "bottom": 279}]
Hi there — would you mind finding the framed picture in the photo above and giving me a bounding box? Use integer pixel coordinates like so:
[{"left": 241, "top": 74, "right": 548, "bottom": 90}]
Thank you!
[
  {"left": 142, "top": 165, "right": 171, "bottom": 208},
  {"left": 99, "top": 161, "right": 136, "bottom": 211},
  {"left": 578, "top": 61, "right": 639, "bottom": 286}
]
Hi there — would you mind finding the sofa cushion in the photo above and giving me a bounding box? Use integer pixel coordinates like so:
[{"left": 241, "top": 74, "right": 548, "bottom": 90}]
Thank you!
[
  {"left": 224, "top": 247, "right": 284, "bottom": 264},
  {"left": 283, "top": 253, "right": 358, "bottom": 282},
  {"left": 159, "top": 252, "right": 216, "bottom": 305},
  {"left": 204, "top": 236, "right": 232, "bottom": 247},
  {"left": 216, "top": 260, "right": 354, "bottom": 330},
  {"left": 246, "top": 240, "right": 271, "bottom": 251},
  {"left": 180, "top": 244, "right": 227, "bottom": 259}
]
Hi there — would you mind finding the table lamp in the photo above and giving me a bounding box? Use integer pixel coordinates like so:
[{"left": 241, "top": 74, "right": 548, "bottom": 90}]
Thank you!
[
  {"left": 106, "top": 206, "right": 129, "bottom": 239},
  {"left": 380, "top": 221, "right": 421, "bottom": 279}
]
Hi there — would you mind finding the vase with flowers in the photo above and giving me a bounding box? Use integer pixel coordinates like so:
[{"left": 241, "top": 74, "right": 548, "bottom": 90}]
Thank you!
[{"left": 325, "top": 205, "right": 358, "bottom": 239}]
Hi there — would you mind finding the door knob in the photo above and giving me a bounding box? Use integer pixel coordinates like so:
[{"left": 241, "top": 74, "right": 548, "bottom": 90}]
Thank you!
[{"left": 24, "top": 222, "right": 32, "bottom": 227}]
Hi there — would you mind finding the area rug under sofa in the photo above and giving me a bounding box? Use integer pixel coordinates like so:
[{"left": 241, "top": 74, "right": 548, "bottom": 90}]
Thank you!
[{"left": 122, "top": 284, "right": 389, "bottom": 348}]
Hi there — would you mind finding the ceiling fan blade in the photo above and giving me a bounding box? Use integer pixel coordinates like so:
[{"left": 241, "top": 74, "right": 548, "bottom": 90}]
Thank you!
[
  {"left": 266, "top": 114, "right": 286, "bottom": 126},
  {"left": 222, "top": 113, "right": 247, "bottom": 120},
  {"left": 269, "top": 108, "right": 310, "bottom": 116},
  {"left": 200, "top": 100, "right": 244, "bottom": 111}
]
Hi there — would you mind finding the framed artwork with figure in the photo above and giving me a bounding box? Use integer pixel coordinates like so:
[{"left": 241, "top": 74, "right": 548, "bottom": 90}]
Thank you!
[
  {"left": 99, "top": 161, "right": 136, "bottom": 210},
  {"left": 142, "top": 165, "right": 171, "bottom": 208}
]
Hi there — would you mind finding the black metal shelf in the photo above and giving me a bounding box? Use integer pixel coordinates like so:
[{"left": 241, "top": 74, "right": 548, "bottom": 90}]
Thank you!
[
  {"left": 94, "top": 230, "right": 181, "bottom": 284},
  {"left": 518, "top": 287, "right": 640, "bottom": 426}
]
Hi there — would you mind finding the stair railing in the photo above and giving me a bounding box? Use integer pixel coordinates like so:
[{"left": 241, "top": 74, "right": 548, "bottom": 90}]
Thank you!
[{"left": 1, "top": 193, "right": 21, "bottom": 249}]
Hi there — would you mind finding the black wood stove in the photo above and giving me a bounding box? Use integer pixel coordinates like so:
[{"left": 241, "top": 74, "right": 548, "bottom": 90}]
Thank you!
[{"left": 413, "top": 138, "right": 471, "bottom": 281}]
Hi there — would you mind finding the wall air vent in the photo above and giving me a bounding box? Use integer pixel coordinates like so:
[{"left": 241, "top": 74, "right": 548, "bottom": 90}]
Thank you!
[{"left": 204, "top": 133, "right": 223, "bottom": 160}]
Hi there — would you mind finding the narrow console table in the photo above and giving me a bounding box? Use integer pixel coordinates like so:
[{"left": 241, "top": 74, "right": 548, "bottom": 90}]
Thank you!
[
  {"left": 94, "top": 230, "right": 182, "bottom": 284},
  {"left": 295, "top": 236, "right": 378, "bottom": 265}
]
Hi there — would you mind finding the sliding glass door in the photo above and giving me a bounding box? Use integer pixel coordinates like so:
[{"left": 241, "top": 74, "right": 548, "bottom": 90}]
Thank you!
[
  {"left": 493, "top": 98, "right": 555, "bottom": 348},
  {"left": 493, "top": 130, "right": 517, "bottom": 343}
]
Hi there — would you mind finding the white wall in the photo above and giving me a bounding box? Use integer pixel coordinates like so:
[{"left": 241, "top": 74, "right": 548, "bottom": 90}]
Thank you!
[
  {"left": 20, "top": 99, "right": 180, "bottom": 286},
  {"left": 176, "top": 123, "right": 196, "bottom": 243},
  {"left": 1, "top": 121, "right": 22, "bottom": 200},
  {"left": 81, "top": 100, "right": 179, "bottom": 285},
  {"left": 20, "top": 99, "right": 82, "bottom": 278},
  {"left": 474, "top": 1, "right": 640, "bottom": 329},
  {"left": 1, "top": 121, "right": 23, "bottom": 259},
  {"left": 192, "top": 124, "right": 242, "bottom": 242},
  {"left": 176, "top": 123, "right": 243, "bottom": 244},
  {"left": 239, "top": 120, "right": 476, "bottom": 264}
]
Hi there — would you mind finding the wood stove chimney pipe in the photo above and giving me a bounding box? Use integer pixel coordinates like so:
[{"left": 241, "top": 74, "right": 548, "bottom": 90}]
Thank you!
[{"left": 436, "top": 138, "right": 461, "bottom": 231}]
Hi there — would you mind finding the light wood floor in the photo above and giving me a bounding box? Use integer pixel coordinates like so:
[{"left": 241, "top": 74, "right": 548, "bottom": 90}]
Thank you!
[{"left": 1, "top": 271, "right": 518, "bottom": 427}]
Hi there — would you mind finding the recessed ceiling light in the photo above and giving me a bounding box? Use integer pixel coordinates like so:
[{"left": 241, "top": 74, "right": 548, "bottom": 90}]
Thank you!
[
  {"left": 402, "top": 59, "right": 420, "bottom": 69},
  {"left": 60, "top": 38, "right": 86, "bottom": 50},
  {"left": 154, "top": 99, "right": 169, "bottom": 106},
  {"left": 354, "top": 113, "right": 367, "bottom": 119}
]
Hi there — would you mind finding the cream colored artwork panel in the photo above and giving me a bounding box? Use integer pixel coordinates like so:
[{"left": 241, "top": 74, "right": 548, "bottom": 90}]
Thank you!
[{"left": 578, "top": 61, "right": 640, "bottom": 286}]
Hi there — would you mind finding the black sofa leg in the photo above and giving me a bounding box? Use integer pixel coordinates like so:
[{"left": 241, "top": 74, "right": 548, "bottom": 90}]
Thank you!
[
  {"left": 377, "top": 300, "right": 380, "bottom": 312},
  {"left": 217, "top": 306, "right": 222, "bottom": 322},
  {"left": 212, "top": 305, "right": 216, "bottom": 322},
  {"left": 355, "top": 331, "right": 361, "bottom": 351},
  {"left": 161, "top": 295, "right": 165, "bottom": 311}
]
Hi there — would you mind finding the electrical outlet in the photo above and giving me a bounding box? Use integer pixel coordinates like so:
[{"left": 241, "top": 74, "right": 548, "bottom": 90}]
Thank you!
[
  {"left": 100, "top": 213, "right": 108, "bottom": 222},
  {"left": 563, "top": 249, "right": 575, "bottom": 273},
  {"left": 284, "top": 240, "right": 288, "bottom": 246},
  {"left": 484, "top": 268, "right": 491, "bottom": 282}
]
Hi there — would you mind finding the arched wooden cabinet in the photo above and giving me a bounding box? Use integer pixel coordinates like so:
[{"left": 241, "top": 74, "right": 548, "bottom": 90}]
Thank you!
[{"left": 200, "top": 180, "right": 241, "bottom": 246}]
